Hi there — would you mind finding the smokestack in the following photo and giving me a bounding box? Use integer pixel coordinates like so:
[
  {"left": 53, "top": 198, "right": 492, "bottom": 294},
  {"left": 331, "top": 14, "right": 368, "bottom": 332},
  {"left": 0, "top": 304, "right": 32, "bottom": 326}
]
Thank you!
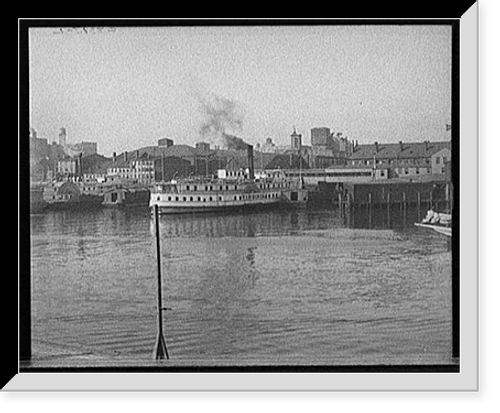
[
  {"left": 113, "top": 152, "right": 117, "bottom": 163},
  {"left": 399, "top": 141, "right": 404, "bottom": 152},
  {"left": 247, "top": 144, "right": 255, "bottom": 180},
  {"left": 375, "top": 141, "right": 379, "bottom": 153},
  {"left": 425, "top": 141, "right": 429, "bottom": 150},
  {"left": 78, "top": 152, "right": 83, "bottom": 178},
  {"left": 124, "top": 151, "right": 128, "bottom": 162}
]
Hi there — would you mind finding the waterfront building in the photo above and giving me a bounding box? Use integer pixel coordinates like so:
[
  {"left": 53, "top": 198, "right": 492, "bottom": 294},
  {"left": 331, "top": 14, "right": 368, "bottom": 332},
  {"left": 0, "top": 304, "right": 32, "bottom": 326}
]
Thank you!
[
  {"left": 284, "top": 165, "right": 389, "bottom": 186},
  {"left": 348, "top": 140, "right": 451, "bottom": 178},
  {"left": 106, "top": 151, "right": 155, "bottom": 183}
]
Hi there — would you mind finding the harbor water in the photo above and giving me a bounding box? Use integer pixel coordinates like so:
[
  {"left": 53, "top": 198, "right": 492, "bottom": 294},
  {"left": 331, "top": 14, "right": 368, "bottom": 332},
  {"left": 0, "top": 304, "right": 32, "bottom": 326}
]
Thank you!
[{"left": 28, "top": 205, "right": 453, "bottom": 367}]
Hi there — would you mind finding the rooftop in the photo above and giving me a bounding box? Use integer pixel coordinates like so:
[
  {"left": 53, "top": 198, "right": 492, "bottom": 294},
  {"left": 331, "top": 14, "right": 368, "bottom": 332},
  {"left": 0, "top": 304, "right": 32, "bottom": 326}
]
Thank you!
[{"left": 351, "top": 141, "right": 451, "bottom": 159}]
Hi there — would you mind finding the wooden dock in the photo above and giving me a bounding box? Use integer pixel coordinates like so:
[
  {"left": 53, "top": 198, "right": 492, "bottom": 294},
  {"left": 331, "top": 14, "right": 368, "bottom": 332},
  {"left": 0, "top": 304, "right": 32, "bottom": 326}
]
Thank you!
[{"left": 329, "top": 180, "right": 452, "bottom": 215}]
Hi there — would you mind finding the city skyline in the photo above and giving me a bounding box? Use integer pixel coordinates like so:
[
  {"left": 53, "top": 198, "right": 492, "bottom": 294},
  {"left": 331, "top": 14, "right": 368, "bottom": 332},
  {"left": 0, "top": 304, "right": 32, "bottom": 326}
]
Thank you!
[{"left": 29, "top": 24, "right": 452, "bottom": 156}]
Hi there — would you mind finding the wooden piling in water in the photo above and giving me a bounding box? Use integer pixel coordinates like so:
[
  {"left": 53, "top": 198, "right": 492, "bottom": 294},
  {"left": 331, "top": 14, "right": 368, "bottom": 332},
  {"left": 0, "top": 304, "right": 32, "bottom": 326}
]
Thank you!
[
  {"left": 417, "top": 191, "right": 421, "bottom": 221},
  {"left": 386, "top": 192, "right": 391, "bottom": 226},
  {"left": 153, "top": 204, "right": 169, "bottom": 360}
]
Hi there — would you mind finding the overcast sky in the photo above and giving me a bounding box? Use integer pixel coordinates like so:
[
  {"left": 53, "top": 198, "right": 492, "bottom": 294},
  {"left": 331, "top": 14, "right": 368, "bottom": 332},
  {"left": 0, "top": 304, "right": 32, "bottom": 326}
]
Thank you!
[{"left": 29, "top": 24, "right": 452, "bottom": 156}]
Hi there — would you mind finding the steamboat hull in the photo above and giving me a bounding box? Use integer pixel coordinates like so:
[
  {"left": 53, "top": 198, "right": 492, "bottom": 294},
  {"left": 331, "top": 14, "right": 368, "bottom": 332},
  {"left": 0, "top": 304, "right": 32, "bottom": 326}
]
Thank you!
[{"left": 153, "top": 199, "right": 298, "bottom": 215}]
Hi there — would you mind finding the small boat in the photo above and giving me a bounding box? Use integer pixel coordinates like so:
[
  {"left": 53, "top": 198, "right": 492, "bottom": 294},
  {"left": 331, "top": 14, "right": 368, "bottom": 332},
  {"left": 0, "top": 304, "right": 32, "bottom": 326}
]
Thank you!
[
  {"left": 103, "top": 186, "right": 150, "bottom": 208},
  {"left": 414, "top": 209, "right": 452, "bottom": 237}
]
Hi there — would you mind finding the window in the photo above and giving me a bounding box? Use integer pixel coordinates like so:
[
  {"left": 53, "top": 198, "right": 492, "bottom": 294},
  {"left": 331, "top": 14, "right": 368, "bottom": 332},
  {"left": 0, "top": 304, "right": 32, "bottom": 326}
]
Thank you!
[
  {"left": 168, "top": 196, "right": 171, "bottom": 201},
  {"left": 189, "top": 197, "right": 193, "bottom": 201},
  {"left": 198, "top": 197, "right": 201, "bottom": 201},
  {"left": 186, "top": 185, "right": 190, "bottom": 190},
  {"left": 183, "top": 197, "right": 186, "bottom": 201},
  {"left": 436, "top": 157, "right": 441, "bottom": 164},
  {"left": 194, "top": 185, "right": 197, "bottom": 191}
]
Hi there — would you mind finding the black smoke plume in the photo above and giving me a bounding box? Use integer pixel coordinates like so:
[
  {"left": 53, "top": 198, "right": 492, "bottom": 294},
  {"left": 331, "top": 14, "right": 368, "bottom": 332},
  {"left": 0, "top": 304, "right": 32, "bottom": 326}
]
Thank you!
[
  {"left": 221, "top": 133, "right": 250, "bottom": 151},
  {"left": 198, "top": 92, "right": 249, "bottom": 150}
]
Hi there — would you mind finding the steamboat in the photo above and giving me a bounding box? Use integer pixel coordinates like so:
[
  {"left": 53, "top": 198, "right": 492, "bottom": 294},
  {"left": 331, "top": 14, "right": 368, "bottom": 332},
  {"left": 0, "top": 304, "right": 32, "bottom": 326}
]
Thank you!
[{"left": 149, "top": 145, "right": 308, "bottom": 214}]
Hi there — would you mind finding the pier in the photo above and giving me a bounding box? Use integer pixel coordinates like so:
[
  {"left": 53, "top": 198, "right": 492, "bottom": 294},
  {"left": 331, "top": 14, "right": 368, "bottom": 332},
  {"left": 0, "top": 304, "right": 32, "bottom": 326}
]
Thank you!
[{"left": 322, "top": 179, "right": 453, "bottom": 217}]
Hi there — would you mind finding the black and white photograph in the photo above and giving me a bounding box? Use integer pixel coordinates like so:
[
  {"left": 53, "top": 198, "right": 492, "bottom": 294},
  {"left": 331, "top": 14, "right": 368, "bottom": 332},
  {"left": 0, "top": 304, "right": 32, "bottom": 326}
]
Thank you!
[{"left": 14, "top": 15, "right": 480, "bottom": 393}]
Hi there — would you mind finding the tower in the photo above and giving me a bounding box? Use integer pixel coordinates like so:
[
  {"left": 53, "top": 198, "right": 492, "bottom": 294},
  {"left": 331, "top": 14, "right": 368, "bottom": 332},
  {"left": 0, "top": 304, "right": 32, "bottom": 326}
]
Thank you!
[
  {"left": 290, "top": 127, "right": 302, "bottom": 150},
  {"left": 59, "top": 127, "right": 67, "bottom": 147}
]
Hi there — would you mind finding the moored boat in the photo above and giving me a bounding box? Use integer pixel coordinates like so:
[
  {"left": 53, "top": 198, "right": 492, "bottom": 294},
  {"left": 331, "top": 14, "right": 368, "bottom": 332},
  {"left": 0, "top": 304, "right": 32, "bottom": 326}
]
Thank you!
[
  {"left": 42, "top": 181, "right": 104, "bottom": 209},
  {"left": 414, "top": 209, "right": 452, "bottom": 237},
  {"left": 150, "top": 144, "right": 307, "bottom": 214},
  {"left": 149, "top": 168, "right": 308, "bottom": 214}
]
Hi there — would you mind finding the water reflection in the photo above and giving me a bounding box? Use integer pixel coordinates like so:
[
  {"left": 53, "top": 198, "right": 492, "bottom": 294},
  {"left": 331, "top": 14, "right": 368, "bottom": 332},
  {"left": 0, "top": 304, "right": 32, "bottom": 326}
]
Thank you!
[
  {"left": 349, "top": 205, "right": 425, "bottom": 233},
  {"left": 32, "top": 204, "right": 434, "bottom": 242},
  {"left": 29, "top": 203, "right": 453, "bottom": 365},
  {"left": 155, "top": 208, "right": 340, "bottom": 238},
  {"left": 152, "top": 205, "right": 428, "bottom": 239}
]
